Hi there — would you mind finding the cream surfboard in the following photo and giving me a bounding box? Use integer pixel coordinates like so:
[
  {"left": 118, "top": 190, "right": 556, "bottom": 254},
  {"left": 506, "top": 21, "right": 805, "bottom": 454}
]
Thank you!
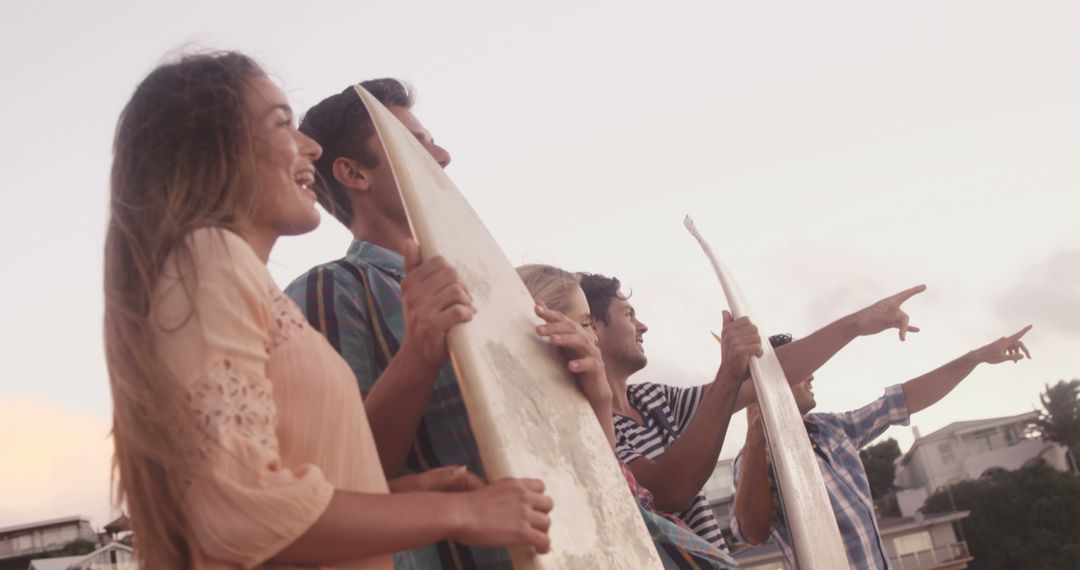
[
  {"left": 354, "top": 86, "right": 662, "bottom": 569},
  {"left": 685, "top": 216, "right": 848, "bottom": 569}
]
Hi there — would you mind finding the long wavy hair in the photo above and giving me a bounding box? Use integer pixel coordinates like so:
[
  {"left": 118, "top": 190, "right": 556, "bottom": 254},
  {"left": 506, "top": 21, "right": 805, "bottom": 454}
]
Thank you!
[{"left": 104, "top": 51, "right": 265, "bottom": 568}]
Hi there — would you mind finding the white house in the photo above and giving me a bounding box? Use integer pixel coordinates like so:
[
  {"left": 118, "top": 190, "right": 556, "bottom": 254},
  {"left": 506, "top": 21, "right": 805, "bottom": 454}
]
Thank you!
[
  {"left": 0, "top": 516, "right": 96, "bottom": 561},
  {"left": 893, "top": 411, "right": 1071, "bottom": 516}
]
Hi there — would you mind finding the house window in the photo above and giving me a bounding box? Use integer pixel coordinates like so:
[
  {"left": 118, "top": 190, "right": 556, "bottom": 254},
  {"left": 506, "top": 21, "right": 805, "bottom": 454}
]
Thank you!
[
  {"left": 42, "top": 527, "right": 61, "bottom": 548},
  {"left": 1004, "top": 425, "right": 1021, "bottom": 445},
  {"left": 938, "top": 442, "right": 955, "bottom": 464},
  {"left": 969, "top": 428, "right": 997, "bottom": 452},
  {"left": 893, "top": 530, "right": 934, "bottom": 557},
  {"left": 60, "top": 525, "right": 78, "bottom": 542}
]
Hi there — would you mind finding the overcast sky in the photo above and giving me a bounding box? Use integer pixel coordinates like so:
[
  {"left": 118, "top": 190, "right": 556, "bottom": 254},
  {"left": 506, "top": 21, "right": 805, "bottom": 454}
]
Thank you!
[{"left": 1, "top": 0, "right": 1077, "bottom": 529}]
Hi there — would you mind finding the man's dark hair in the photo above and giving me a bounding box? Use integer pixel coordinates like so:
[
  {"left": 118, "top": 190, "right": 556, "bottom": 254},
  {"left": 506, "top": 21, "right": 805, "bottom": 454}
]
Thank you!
[
  {"left": 578, "top": 273, "right": 630, "bottom": 324},
  {"left": 769, "top": 333, "right": 793, "bottom": 349},
  {"left": 299, "top": 78, "right": 415, "bottom": 227}
]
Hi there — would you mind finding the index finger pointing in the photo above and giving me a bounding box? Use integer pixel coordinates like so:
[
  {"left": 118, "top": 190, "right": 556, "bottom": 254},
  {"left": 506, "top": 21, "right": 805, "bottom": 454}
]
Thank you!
[
  {"left": 891, "top": 284, "right": 927, "bottom": 305},
  {"left": 1009, "top": 324, "right": 1034, "bottom": 340}
]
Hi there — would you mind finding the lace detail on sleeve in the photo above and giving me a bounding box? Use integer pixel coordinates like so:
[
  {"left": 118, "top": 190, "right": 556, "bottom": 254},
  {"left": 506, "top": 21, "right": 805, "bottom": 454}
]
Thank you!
[
  {"left": 187, "top": 358, "right": 279, "bottom": 460},
  {"left": 266, "top": 288, "right": 307, "bottom": 352}
]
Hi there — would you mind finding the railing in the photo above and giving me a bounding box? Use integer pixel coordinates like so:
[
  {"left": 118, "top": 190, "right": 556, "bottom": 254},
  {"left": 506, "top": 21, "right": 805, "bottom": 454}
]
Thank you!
[
  {"left": 0, "top": 538, "right": 44, "bottom": 558},
  {"left": 890, "top": 541, "right": 971, "bottom": 570}
]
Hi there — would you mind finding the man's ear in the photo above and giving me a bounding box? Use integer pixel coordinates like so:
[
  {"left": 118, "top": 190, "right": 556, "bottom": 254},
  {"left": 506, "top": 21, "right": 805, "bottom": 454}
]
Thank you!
[
  {"left": 592, "top": 318, "right": 608, "bottom": 341},
  {"left": 332, "top": 156, "right": 372, "bottom": 193}
]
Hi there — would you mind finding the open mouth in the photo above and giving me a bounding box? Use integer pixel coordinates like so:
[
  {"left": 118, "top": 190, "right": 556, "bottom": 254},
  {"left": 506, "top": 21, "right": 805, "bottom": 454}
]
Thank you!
[{"left": 295, "top": 171, "right": 316, "bottom": 194}]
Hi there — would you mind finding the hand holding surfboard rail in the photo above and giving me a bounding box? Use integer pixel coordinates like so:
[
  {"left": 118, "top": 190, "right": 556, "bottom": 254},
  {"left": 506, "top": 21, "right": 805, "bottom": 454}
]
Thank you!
[
  {"left": 684, "top": 215, "right": 849, "bottom": 569},
  {"left": 353, "top": 84, "right": 662, "bottom": 569}
]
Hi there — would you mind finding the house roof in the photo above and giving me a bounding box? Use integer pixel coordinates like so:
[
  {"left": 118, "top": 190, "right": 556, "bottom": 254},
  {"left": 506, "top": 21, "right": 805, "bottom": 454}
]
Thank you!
[
  {"left": 0, "top": 516, "right": 89, "bottom": 536},
  {"left": 68, "top": 542, "right": 134, "bottom": 568},
  {"left": 901, "top": 411, "right": 1038, "bottom": 465},
  {"left": 27, "top": 555, "right": 82, "bottom": 570},
  {"left": 919, "top": 411, "right": 1037, "bottom": 443},
  {"left": 103, "top": 515, "right": 129, "bottom": 533},
  {"left": 877, "top": 510, "right": 970, "bottom": 535}
]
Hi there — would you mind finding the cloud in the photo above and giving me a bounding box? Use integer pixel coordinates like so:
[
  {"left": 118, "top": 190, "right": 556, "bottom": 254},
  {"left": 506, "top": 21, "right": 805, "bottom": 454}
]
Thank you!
[
  {"left": 0, "top": 395, "right": 116, "bottom": 529},
  {"left": 996, "top": 249, "right": 1080, "bottom": 336}
]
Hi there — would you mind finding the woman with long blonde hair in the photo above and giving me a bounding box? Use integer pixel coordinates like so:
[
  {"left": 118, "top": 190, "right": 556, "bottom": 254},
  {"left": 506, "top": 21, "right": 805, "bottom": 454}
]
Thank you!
[{"left": 104, "top": 51, "right": 552, "bottom": 569}]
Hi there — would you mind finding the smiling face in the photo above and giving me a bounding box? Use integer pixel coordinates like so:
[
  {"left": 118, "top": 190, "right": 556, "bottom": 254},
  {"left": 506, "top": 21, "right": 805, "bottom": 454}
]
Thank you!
[
  {"left": 245, "top": 75, "right": 324, "bottom": 238},
  {"left": 594, "top": 296, "right": 648, "bottom": 376}
]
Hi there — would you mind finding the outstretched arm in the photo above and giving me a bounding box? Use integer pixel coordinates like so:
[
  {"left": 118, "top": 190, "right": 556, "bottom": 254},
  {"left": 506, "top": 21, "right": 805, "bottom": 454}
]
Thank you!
[
  {"left": 272, "top": 478, "right": 553, "bottom": 565},
  {"left": 903, "top": 325, "right": 1032, "bottom": 414},
  {"left": 733, "top": 284, "right": 928, "bottom": 410},
  {"left": 777, "top": 284, "right": 926, "bottom": 385}
]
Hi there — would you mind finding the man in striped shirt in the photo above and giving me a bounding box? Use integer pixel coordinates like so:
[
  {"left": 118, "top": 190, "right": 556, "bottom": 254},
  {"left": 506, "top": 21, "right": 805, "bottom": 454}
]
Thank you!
[
  {"left": 579, "top": 274, "right": 932, "bottom": 551},
  {"left": 733, "top": 327, "right": 1032, "bottom": 569}
]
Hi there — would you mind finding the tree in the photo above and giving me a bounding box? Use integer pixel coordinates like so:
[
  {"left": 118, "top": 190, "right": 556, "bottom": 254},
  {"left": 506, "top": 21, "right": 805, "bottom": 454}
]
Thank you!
[
  {"left": 859, "top": 437, "right": 901, "bottom": 498},
  {"left": 1034, "top": 379, "right": 1080, "bottom": 471},
  {"left": 923, "top": 464, "right": 1080, "bottom": 570},
  {"left": 59, "top": 537, "right": 97, "bottom": 555}
]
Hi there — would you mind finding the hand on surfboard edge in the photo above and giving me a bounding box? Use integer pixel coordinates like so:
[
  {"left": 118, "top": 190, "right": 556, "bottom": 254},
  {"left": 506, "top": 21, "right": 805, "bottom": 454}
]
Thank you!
[
  {"left": 399, "top": 239, "right": 477, "bottom": 369},
  {"left": 533, "top": 301, "right": 614, "bottom": 407},
  {"left": 390, "top": 466, "right": 554, "bottom": 553},
  {"left": 450, "top": 477, "right": 554, "bottom": 553},
  {"left": 714, "top": 310, "right": 763, "bottom": 386}
]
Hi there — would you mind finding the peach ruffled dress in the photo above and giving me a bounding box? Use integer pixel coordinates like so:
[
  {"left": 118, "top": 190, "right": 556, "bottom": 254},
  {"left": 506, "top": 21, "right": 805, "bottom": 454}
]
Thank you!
[{"left": 153, "top": 228, "right": 391, "bottom": 569}]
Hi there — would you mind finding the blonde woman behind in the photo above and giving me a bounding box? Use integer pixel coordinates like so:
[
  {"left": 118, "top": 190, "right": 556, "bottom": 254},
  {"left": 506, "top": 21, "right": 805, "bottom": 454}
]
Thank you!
[{"left": 516, "top": 264, "right": 736, "bottom": 569}]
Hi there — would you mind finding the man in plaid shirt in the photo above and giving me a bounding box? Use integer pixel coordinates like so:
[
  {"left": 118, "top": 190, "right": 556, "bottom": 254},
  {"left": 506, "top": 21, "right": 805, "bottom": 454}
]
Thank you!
[
  {"left": 733, "top": 327, "right": 1033, "bottom": 569},
  {"left": 286, "top": 79, "right": 736, "bottom": 569}
]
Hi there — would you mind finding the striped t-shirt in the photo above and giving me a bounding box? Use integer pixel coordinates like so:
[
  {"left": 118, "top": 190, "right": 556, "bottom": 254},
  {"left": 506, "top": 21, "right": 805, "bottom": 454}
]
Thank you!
[{"left": 613, "top": 382, "right": 727, "bottom": 551}]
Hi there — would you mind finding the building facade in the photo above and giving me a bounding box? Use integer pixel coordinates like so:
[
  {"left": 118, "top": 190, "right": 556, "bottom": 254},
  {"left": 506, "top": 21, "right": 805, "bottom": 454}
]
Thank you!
[
  {"left": 0, "top": 517, "right": 96, "bottom": 564},
  {"left": 894, "top": 411, "right": 1072, "bottom": 516}
]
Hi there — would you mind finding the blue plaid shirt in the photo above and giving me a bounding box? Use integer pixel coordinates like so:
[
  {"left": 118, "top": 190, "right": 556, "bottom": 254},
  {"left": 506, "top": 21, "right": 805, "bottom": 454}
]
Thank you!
[
  {"left": 732, "top": 386, "right": 910, "bottom": 570},
  {"left": 286, "top": 240, "right": 506, "bottom": 570}
]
